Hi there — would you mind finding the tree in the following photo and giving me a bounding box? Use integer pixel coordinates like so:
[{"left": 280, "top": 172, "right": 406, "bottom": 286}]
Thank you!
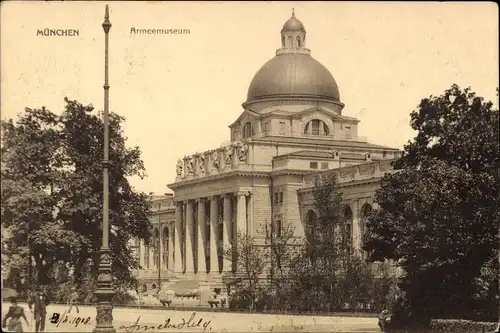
[
  {"left": 1, "top": 98, "right": 152, "bottom": 293},
  {"left": 281, "top": 172, "right": 401, "bottom": 314},
  {"left": 338, "top": 250, "right": 376, "bottom": 310},
  {"left": 370, "top": 261, "right": 402, "bottom": 313},
  {"left": 264, "top": 220, "right": 300, "bottom": 310},
  {"left": 224, "top": 231, "right": 269, "bottom": 309},
  {"left": 285, "top": 172, "right": 354, "bottom": 312},
  {"left": 310, "top": 172, "right": 346, "bottom": 312},
  {"left": 364, "top": 85, "right": 499, "bottom": 323}
]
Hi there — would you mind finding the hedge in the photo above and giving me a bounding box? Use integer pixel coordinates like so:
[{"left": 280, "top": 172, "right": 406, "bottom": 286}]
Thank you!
[{"left": 429, "top": 319, "right": 498, "bottom": 333}]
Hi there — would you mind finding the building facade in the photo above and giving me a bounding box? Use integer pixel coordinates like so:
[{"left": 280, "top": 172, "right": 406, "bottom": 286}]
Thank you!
[{"left": 134, "top": 11, "right": 400, "bottom": 295}]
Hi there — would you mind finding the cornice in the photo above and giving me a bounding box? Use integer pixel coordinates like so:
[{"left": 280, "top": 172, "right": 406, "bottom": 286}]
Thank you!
[
  {"left": 242, "top": 96, "right": 345, "bottom": 109},
  {"left": 298, "top": 176, "right": 384, "bottom": 194},
  {"left": 151, "top": 207, "right": 176, "bottom": 214},
  {"left": 168, "top": 170, "right": 271, "bottom": 189},
  {"left": 253, "top": 137, "right": 400, "bottom": 152},
  {"left": 259, "top": 111, "right": 293, "bottom": 120},
  {"left": 273, "top": 153, "right": 375, "bottom": 162},
  {"left": 271, "top": 169, "right": 313, "bottom": 177}
]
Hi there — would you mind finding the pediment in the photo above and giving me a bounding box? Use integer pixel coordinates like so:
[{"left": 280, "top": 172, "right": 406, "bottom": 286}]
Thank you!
[
  {"left": 263, "top": 109, "right": 292, "bottom": 117},
  {"left": 295, "top": 107, "right": 359, "bottom": 123},
  {"left": 294, "top": 106, "right": 335, "bottom": 118},
  {"left": 230, "top": 109, "right": 261, "bottom": 127}
]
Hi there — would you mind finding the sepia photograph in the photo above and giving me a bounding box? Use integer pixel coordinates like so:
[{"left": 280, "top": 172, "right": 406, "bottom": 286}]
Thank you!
[{"left": 1, "top": 1, "right": 498, "bottom": 332}]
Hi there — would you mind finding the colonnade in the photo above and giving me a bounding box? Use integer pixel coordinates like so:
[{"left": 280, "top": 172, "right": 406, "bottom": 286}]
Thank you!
[{"left": 138, "top": 191, "right": 251, "bottom": 275}]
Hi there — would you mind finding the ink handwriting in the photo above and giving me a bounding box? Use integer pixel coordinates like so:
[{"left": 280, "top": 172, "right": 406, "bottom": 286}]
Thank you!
[
  {"left": 120, "top": 312, "right": 212, "bottom": 332},
  {"left": 49, "top": 312, "right": 92, "bottom": 327}
]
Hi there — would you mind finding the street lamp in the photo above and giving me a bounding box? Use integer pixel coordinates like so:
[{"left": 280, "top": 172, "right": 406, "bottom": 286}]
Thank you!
[
  {"left": 149, "top": 194, "right": 163, "bottom": 292},
  {"left": 93, "top": 5, "right": 115, "bottom": 333},
  {"left": 157, "top": 202, "right": 162, "bottom": 291}
]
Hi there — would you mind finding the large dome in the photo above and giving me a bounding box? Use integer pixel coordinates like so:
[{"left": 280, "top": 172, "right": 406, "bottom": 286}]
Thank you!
[
  {"left": 246, "top": 53, "right": 340, "bottom": 103},
  {"left": 245, "top": 11, "right": 340, "bottom": 105}
]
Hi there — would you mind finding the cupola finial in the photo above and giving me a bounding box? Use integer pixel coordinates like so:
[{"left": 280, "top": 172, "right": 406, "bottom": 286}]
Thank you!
[{"left": 292, "top": 8, "right": 295, "bottom": 17}]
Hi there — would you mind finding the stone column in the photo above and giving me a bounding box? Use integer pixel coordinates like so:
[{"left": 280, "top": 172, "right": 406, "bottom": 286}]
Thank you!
[
  {"left": 197, "top": 198, "right": 207, "bottom": 274},
  {"left": 352, "top": 201, "right": 362, "bottom": 251},
  {"left": 139, "top": 240, "right": 144, "bottom": 268},
  {"left": 168, "top": 223, "right": 174, "bottom": 272},
  {"left": 247, "top": 193, "right": 253, "bottom": 235},
  {"left": 174, "top": 203, "right": 183, "bottom": 273},
  {"left": 236, "top": 192, "right": 247, "bottom": 236},
  {"left": 210, "top": 196, "right": 219, "bottom": 273},
  {"left": 223, "top": 194, "right": 232, "bottom": 272},
  {"left": 149, "top": 242, "right": 154, "bottom": 270},
  {"left": 158, "top": 224, "right": 163, "bottom": 271},
  {"left": 234, "top": 192, "right": 248, "bottom": 272},
  {"left": 185, "top": 200, "right": 195, "bottom": 273}
]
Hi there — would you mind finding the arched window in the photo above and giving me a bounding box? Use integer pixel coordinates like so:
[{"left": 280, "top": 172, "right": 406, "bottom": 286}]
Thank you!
[
  {"left": 287, "top": 35, "right": 293, "bottom": 48},
  {"left": 360, "top": 204, "right": 372, "bottom": 243},
  {"left": 297, "top": 36, "right": 302, "bottom": 47},
  {"left": 242, "top": 122, "right": 253, "bottom": 138},
  {"left": 343, "top": 206, "right": 353, "bottom": 252},
  {"left": 304, "top": 119, "right": 329, "bottom": 136},
  {"left": 305, "top": 210, "right": 317, "bottom": 242},
  {"left": 281, "top": 36, "right": 285, "bottom": 47},
  {"left": 162, "top": 226, "right": 169, "bottom": 270}
]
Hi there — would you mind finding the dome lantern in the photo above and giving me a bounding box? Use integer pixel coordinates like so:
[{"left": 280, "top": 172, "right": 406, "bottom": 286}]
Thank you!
[{"left": 279, "top": 9, "right": 308, "bottom": 53}]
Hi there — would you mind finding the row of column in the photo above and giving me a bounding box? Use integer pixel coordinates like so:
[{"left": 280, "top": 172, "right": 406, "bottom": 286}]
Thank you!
[
  {"left": 174, "top": 191, "right": 250, "bottom": 274},
  {"left": 138, "top": 226, "right": 174, "bottom": 272}
]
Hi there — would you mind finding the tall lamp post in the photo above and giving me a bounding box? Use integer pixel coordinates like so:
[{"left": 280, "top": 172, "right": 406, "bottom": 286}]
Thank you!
[
  {"left": 93, "top": 5, "right": 115, "bottom": 333},
  {"left": 157, "top": 202, "right": 162, "bottom": 291}
]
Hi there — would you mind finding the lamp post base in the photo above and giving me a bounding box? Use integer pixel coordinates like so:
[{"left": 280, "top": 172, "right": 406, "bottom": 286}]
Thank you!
[{"left": 93, "top": 248, "right": 116, "bottom": 333}]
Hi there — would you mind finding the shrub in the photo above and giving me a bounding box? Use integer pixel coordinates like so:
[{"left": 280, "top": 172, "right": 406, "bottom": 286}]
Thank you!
[{"left": 430, "top": 319, "right": 498, "bottom": 333}]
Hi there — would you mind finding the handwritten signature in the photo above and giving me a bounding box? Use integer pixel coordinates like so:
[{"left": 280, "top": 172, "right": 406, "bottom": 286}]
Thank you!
[{"left": 120, "top": 312, "right": 212, "bottom": 332}]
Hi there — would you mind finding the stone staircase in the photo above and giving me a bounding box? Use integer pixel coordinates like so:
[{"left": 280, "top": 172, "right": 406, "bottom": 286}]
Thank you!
[{"left": 156, "top": 273, "right": 229, "bottom": 307}]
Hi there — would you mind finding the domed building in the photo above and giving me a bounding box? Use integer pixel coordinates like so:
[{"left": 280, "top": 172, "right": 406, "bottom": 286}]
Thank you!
[{"left": 133, "top": 11, "right": 400, "bottom": 303}]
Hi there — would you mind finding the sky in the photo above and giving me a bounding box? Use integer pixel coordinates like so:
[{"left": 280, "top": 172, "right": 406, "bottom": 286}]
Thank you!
[{"left": 1, "top": 1, "right": 498, "bottom": 195}]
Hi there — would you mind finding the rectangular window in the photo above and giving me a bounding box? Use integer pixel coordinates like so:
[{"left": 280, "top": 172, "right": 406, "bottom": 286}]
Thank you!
[
  {"left": 321, "top": 162, "right": 329, "bottom": 169},
  {"left": 310, "top": 161, "right": 318, "bottom": 169},
  {"left": 273, "top": 214, "right": 283, "bottom": 238},
  {"left": 274, "top": 191, "right": 283, "bottom": 205},
  {"left": 264, "top": 122, "right": 269, "bottom": 133},
  {"left": 279, "top": 121, "right": 286, "bottom": 135},
  {"left": 276, "top": 219, "right": 282, "bottom": 238}
]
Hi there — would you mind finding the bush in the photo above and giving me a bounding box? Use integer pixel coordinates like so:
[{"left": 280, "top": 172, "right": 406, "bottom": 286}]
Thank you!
[
  {"left": 112, "top": 290, "right": 137, "bottom": 306},
  {"left": 429, "top": 319, "right": 498, "bottom": 333},
  {"left": 228, "top": 290, "right": 252, "bottom": 309},
  {"left": 46, "top": 282, "right": 74, "bottom": 303}
]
